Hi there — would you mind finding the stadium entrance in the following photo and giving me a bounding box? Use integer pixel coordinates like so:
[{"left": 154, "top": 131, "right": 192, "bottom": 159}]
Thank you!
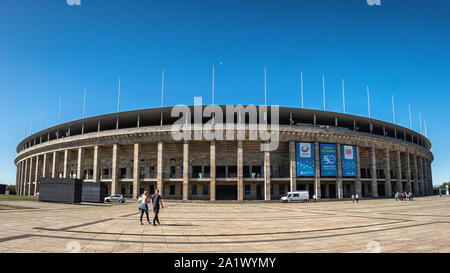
[{"left": 216, "top": 185, "right": 237, "bottom": 200}]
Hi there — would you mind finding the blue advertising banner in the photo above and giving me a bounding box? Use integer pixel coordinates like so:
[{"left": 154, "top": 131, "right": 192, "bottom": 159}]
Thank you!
[
  {"left": 341, "top": 145, "right": 357, "bottom": 177},
  {"left": 320, "top": 144, "right": 337, "bottom": 177},
  {"left": 296, "top": 142, "right": 315, "bottom": 176}
]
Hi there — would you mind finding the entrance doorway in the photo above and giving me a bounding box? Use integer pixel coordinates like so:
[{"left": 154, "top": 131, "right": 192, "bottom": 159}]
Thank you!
[
  {"left": 256, "top": 184, "right": 263, "bottom": 200},
  {"left": 329, "top": 184, "right": 336, "bottom": 198},
  {"left": 216, "top": 185, "right": 237, "bottom": 200}
]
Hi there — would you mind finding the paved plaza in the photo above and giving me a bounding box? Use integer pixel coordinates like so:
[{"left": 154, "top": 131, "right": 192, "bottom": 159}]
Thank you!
[{"left": 0, "top": 196, "right": 449, "bottom": 253}]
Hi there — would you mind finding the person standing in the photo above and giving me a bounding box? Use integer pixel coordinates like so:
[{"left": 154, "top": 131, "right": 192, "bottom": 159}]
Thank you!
[
  {"left": 355, "top": 194, "right": 360, "bottom": 203},
  {"left": 138, "top": 191, "right": 151, "bottom": 225},
  {"left": 351, "top": 194, "right": 355, "bottom": 203},
  {"left": 151, "top": 189, "right": 164, "bottom": 226}
]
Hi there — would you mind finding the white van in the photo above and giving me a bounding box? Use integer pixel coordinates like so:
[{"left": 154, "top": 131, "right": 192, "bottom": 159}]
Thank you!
[{"left": 281, "top": 191, "right": 309, "bottom": 203}]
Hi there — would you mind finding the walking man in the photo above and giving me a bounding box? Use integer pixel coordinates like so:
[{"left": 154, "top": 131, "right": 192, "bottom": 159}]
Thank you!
[
  {"left": 151, "top": 189, "right": 164, "bottom": 226},
  {"left": 355, "top": 194, "right": 360, "bottom": 203}
]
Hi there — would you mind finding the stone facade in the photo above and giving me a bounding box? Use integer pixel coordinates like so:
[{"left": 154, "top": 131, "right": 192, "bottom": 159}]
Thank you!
[{"left": 14, "top": 107, "right": 434, "bottom": 200}]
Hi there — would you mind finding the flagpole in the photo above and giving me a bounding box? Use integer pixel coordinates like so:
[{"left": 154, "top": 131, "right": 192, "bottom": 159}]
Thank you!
[
  {"left": 301, "top": 71, "right": 304, "bottom": 108},
  {"left": 342, "top": 79, "right": 345, "bottom": 113},
  {"left": 117, "top": 77, "right": 121, "bottom": 112},
  {"left": 322, "top": 74, "right": 325, "bottom": 111},
  {"left": 264, "top": 67, "right": 267, "bottom": 106},
  {"left": 41, "top": 105, "right": 45, "bottom": 130},
  {"left": 409, "top": 104, "right": 412, "bottom": 129},
  {"left": 367, "top": 86, "right": 371, "bottom": 118},
  {"left": 160, "top": 69, "right": 164, "bottom": 126},
  {"left": 58, "top": 96, "right": 62, "bottom": 125},
  {"left": 83, "top": 87, "right": 87, "bottom": 118},
  {"left": 392, "top": 95, "right": 396, "bottom": 124},
  {"left": 212, "top": 65, "right": 215, "bottom": 105},
  {"left": 424, "top": 120, "right": 427, "bottom": 137},
  {"left": 419, "top": 112, "right": 422, "bottom": 134},
  {"left": 30, "top": 112, "right": 33, "bottom": 136}
]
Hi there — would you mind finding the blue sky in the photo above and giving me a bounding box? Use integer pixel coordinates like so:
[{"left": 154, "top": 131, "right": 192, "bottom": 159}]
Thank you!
[{"left": 0, "top": 0, "right": 449, "bottom": 186}]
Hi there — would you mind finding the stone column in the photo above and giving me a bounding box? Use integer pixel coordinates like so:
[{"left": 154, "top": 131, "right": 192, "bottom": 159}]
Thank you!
[
  {"left": 28, "top": 157, "right": 33, "bottom": 196},
  {"left": 264, "top": 149, "right": 271, "bottom": 201},
  {"left": 19, "top": 161, "right": 24, "bottom": 195},
  {"left": 413, "top": 154, "right": 419, "bottom": 195},
  {"left": 157, "top": 141, "right": 163, "bottom": 195},
  {"left": 111, "top": 144, "right": 119, "bottom": 195},
  {"left": 23, "top": 159, "right": 28, "bottom": 196},
  {"left": 355, "top": 146, "right": 362, "bottom": 196},
  {"left": 34, "top": 155, "right": 40, "bottom": 196},
  {"left": 396, "top": 151, "right": 403, "bottom": 193},
  {"left": 289, "top": 141, "right": 297, "bottom": 192},
  {"left": 92, "top": 145, "right": 100, "bottom": 182},
  {"left": 314, "top": 142, "right": 321, "bottom": 198},
  {"left": 370, "top": 146, "right": 378, "bottom": 197},
  {"left": 42, "top": 153, "right": 47, "bottom": 179},
  {"left": 133, "top": 143, "right": 140, "bottom": 199},
  {"left": 418, "top": 156, "right": 424, "bottom": 194},
  {"left": 76, "top": 147, "right": 84, "bottom": 179},
  {"left": 427, "top": 159, "right": 433, "bottom": 195},
  {"left": 210, "top": 141, "right": 216, "bottom": 201},
  {"left": 183, "top": 141, "right": 189, "bottom": 200},
  {"left": 237, "top": 140, "right": 244, "bottom": 201},
  {"left": 406, "top": 152, "right": 412, "bottom": 192},
  {"left": 15, "top": 163, "right": 20, "bottom": 194},
  {"left": 63, "top": 149, "right": 70, "bottom": 178},
  {"left": 336, "top": 144, "right": 343, "bottom": 199},
  {"left": 52, "top": 151, "right": 57, "bottom": 178},
  {"left": 384, "top": 149, "right": 392, "bottom": 197},
  {"left": 325, "top": 183, "right": 330, "bottom": 198}
]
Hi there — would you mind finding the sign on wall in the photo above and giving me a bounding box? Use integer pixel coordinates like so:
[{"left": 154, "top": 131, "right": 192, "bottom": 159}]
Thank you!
[
  {"left": 342, "top": 145, "right": 357, "bottom": 177},
  {"left": 296, "top": 142, "right": 315, "bottom": 176},
  {"left": 320, "top": 143, "right": 337, "bottom": 177}
]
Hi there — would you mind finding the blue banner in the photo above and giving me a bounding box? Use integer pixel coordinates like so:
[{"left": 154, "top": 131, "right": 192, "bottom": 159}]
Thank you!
[
  {"left": 296, "top": 142, "right": 315, "bottom": 176},
  {"left": 341, "top": 145, "right": 357, "bottom": 177},
  {"left": 320, "top": 144, "right": 337, "bottom": 177}
]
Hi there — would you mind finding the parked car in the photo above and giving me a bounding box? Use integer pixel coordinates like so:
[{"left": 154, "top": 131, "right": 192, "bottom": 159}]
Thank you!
[
  {"left": 281, "top": 191, "right": 309, "bottom": 203},
  {"left": 105, "top": 194, "right": 126, "bottom": 203}
]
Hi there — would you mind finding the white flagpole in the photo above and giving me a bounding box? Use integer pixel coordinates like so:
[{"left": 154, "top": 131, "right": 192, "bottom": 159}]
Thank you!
[
  {"left": 117, "top": 77, "right": 121, "bottom": 112},
  {"left": 160, "top": 69, "right": 165, "bottom": 126},
  {"left": 322, "top": 74, "right": 325, "bottom": 111},
  {"left": 264, "top": 67, "right": 267, "bottom": 106},
  {"left": 424, "top": 120, "right": 428, "bottom": 137},
  {"left": 367, "top": 86, "right": 371, "bottom": 118},
  {"left": 342, "top": 79, "right": 345, "bottom": 113},
  {"left": 392, "top": 95, "right": 396, "bottom": 124},
  {"left": 83, "top": 87, "right": 87, "bottom": 118},
  {"left": 408, "top": 104, "right": 412, "bottom": 129},
  {"left": 30, "top": 112, "right": 33, "bottom": 135},
  {"left": 301, "top": 71, "right": 304, "bottom": 108},
  {"left": 419, "top": 112, "right": 422, "bottom": 134},
  {"left": 58, "top": 96, "right": 62, "bottom": 125},
  {"left": 161, "top": 69, "right": 165, "bottom": 107},
  {"left": 212, "top": 65, "right": 215, "bottom": 105},
  {"left": 41, "top": 105, "right": 45, "bottom": 130}
]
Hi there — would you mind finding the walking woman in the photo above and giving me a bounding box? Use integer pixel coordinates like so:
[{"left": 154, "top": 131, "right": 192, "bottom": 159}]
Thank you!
[{"left": 138, "top": 191, "right": 151, "bottom": 225}]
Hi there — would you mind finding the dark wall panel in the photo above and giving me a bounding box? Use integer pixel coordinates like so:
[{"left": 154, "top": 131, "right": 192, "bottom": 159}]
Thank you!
[
  {"left": 82, "top": 182, "right": 106, "bottom": 203},
  {"left": 38, "top": 178, "right": 82, "bottom": 203}
]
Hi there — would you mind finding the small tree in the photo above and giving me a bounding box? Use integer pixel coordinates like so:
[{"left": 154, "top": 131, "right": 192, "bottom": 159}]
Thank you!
[
  {"left": 440, "top": 182, "right": 450, "bottom": 190},
  {"left": 6, "top": 185, "right": 16, "bottom": 195}
]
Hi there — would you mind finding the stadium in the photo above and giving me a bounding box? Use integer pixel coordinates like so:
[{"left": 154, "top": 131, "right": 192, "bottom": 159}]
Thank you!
[{"left": 14, "top": 105, "right": 434, "bottom": 201}]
